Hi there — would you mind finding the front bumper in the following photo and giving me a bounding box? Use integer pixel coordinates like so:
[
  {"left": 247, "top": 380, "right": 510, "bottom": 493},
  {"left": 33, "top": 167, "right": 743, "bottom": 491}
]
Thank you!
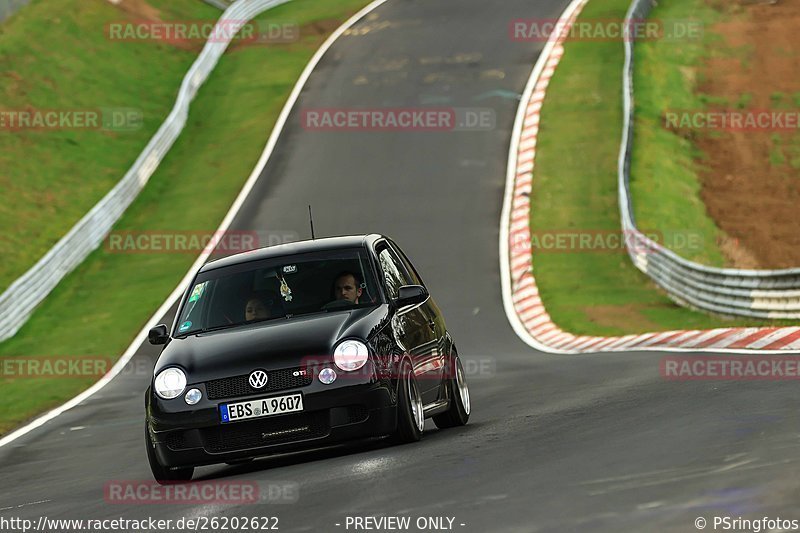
[{"left": 147, "top": 379, "right": 396, "bottom": 468}]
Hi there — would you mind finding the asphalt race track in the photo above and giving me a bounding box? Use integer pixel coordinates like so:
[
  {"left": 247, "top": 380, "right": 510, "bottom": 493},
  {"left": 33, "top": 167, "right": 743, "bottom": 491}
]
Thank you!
[{"left": 2, "top": 1, "right": 800, "bottom": 531}]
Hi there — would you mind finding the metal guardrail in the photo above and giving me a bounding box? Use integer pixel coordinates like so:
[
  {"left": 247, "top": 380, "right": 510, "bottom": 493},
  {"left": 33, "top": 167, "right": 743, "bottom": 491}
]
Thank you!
[
  {"left": 201, "top": 0, "right": 235, "bottom": 10},
  {"left": 619, "top": 0, "right": 800, "bottom": 319},
  {"left": 0, "top": 0, "right": 290, "bottom": 342}
]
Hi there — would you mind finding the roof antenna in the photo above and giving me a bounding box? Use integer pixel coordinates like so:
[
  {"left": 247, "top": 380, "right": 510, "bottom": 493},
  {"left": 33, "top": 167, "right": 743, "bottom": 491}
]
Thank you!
[{"left": 308, "top": 204, "right": 316, "bottom": 240}]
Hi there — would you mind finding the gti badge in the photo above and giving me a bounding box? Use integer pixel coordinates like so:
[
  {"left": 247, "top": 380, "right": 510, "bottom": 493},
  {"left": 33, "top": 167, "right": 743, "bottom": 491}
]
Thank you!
[{"left": 249, "top": 370, "right": 268, "bottom": 389}]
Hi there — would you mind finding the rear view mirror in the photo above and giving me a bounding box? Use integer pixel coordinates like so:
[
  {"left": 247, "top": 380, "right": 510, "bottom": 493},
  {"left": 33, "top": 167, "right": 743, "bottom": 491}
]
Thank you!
[
  {"left": 148, "top": 324, "right": 169, "bottom": 345},
  {"left": 395, "top": 285, "right": 428, "bottom": 307}
]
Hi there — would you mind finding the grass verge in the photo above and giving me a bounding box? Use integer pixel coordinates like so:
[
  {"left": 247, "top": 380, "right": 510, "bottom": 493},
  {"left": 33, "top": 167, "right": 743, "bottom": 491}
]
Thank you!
[
  {"left": 629, "top": 0, "right": 728, "bottom": 266},
  {"left": 0, "top": 0, "right": 371, "bottom": 436},
  {"left": 0, "top": 0, "right": 220, "bottom": 291},
  {"left": 530, "top": 0, "right": 794, "bottom": 336}
]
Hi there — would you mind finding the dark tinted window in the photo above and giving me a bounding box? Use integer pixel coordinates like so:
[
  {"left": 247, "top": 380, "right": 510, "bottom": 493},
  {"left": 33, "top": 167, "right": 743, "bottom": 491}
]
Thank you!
[
  {"left": 389, "top": 242, "right": 423, "bottom": 286},
  {"left": 377, "top": 246, "right": 413, "bottom": 299}
]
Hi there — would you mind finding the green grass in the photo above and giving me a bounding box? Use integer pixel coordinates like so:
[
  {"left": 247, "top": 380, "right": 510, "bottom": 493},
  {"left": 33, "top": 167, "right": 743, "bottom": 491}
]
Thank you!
[
  {"left": 629, "top": 0, "right": 731, "bottom": 267},
  {"left": 0, "top": 0, "right": 221, "bottom": 292},
  {"left": 770, "top": 134, "right": 786, "bottom": 166},
  {"left": 734, "top": 92, "right": 752, "bottom": 109},
  {"left": 767, "top": 125, "right": 800, "bottom": 172},
  {"left": 770, "top": 91, "right": 787, "bottom": 107},
  {"left": 530, "top": 0, "right": 795, "bottom": 337},
  {"left": 788, "top": 133, "right": 800, "bottom": 170},
  {"left": 0, "top": 0, "right": 371, "bottom": 436},
  {"left": 770, "top": 148, "right": 786, "bottom": 167}
]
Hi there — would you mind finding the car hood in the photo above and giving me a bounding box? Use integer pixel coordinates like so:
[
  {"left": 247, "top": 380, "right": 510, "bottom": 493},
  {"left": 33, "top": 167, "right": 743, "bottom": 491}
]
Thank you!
[{"left": 154, "top": 305, "right": 390, "bottom": 383}]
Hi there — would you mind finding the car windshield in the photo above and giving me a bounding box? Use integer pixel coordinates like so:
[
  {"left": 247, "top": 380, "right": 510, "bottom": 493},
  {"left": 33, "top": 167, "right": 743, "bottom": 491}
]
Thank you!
[{"left": 174, "top": 248, "right": 380, "bottom": 336}]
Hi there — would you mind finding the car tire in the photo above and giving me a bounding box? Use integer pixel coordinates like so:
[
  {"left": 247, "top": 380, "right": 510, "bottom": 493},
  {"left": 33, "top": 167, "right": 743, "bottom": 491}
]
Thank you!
[
  {"left": 433, "top": 353, "right": 470, "bottom": 429},
  {"left": 392, "top": 360, "right": 424, "bottom": 443},
  {"left": 145, "top": 423, "right": 194, "bottom": 484}
]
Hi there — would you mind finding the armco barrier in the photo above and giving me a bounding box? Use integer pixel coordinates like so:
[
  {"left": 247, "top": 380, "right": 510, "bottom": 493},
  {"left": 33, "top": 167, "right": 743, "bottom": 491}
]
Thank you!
[
  {"left": 203, "top": 0, "right": 235, "bottom": 10},
  {"left": 502, "top": 0, "right": 800, "bottom": 352},
  {"left": 0, "top": 0, "right": 290, "bottom": 342},
  {"left": 618, "top": 0, "right": 800, "bottom": 319}
]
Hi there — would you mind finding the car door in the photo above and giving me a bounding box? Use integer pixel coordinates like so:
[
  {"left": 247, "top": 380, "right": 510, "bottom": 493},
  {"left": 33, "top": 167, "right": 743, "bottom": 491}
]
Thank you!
[
  {"left": 376, "top": 242, "right": 440, "bottom": 404},
  {"left": 388, "top": 240, "right": 447, "bottom": 393}
]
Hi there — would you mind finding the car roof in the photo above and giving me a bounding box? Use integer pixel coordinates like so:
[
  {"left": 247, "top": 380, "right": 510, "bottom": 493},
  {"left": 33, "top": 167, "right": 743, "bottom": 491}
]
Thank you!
[{"left": 199, "top": 233, "right": 384, "bottom": 272}]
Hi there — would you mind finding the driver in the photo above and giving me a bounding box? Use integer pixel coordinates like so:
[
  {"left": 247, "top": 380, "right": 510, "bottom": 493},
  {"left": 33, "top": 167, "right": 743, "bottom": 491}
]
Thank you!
[
  {"left": 244, "top": 296, "right": 270, "bottom": 321},
  {"left": 332, "top": 271, "right": 363, "bottom": 304}
]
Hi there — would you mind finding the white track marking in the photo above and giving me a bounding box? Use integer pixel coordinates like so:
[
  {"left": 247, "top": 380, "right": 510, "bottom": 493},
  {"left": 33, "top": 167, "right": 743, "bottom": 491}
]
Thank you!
[
  {"left": 0, "top": 0, "right": 389, "bottom": 449},
  {"left": 497, "top": 0, "right": 800, "bottom": 355}
]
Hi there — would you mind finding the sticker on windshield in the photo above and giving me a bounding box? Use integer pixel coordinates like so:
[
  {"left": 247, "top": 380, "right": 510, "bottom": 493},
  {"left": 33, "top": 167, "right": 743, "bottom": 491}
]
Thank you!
[
  {"left": 179, "top": 320, "right": 192, "bottom": 332},
  {"left": 280, "top": 277, "right": 293, "bottom": 302},
  {"left": 283, "top": 265, "right": 297, "bottom": 274},
  {"left": 188, "top": 282, "right": 207, "bottom": 303}
]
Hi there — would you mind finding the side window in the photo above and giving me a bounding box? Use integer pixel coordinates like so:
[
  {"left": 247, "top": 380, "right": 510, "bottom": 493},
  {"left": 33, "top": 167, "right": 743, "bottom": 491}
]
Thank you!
[
  {"left": 176, "top": 280, "right": 212, "bottom": 334},
  {"left": 377, "top": 247, "right": 413, "bottom": 299},
  {"left": 389, "top": 243, "right": 423, "bottom": 286}
]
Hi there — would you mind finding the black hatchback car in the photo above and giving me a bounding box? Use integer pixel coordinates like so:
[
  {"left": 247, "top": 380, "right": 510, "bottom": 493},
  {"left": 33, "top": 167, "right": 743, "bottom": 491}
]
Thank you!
[{"left": 144, "top": 234, "right": 470, "bottom": 482}]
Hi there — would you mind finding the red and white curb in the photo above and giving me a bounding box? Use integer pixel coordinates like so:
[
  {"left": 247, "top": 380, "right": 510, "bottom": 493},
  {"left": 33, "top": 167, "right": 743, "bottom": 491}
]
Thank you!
[{"left": 499, "top": 0, "right": 800, "bottom": 354}]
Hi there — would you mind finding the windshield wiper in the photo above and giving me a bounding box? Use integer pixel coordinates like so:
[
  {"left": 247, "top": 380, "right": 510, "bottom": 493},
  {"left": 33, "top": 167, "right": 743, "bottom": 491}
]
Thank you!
[
  {"left": 199, "top": 323, "right": 237, "bottom": 334},
  {"left": 200, "top": 315, "right": 282, "bottom": 334}
]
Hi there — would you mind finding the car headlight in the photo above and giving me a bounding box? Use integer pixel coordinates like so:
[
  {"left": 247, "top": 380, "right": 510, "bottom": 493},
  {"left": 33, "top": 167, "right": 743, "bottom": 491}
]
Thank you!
[
  {"left": 154, "top": 367, "right": 187, "bottom": 399},
  {"left": 333, "top": 340, "right": 369, "bottom": 371}
]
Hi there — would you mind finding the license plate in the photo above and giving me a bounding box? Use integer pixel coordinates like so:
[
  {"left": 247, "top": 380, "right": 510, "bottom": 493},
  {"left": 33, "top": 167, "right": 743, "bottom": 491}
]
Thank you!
[{"left": 220, "top": 393, "right": 303, "bottom": 423}]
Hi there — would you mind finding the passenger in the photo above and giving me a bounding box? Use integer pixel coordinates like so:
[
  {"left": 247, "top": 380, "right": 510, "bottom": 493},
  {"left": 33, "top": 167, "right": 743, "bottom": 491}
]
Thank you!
[{"left": 244, "top": 296, "right": 270, "bottom": 321}]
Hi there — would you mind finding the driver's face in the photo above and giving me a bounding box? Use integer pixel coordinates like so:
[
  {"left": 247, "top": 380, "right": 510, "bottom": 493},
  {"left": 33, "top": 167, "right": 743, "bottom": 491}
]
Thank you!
[{"left": 334, "top": 275, "right": 362, "bottom": 303}]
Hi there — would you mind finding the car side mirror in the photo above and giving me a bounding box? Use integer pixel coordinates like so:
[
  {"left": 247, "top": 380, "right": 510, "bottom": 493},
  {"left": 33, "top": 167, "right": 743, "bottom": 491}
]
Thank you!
[
  {"left": 148, "top": 324, "right": 169, "bottom": 345},
  {"left": 395, "top": 285, "right": 428, "bottom": 307}
]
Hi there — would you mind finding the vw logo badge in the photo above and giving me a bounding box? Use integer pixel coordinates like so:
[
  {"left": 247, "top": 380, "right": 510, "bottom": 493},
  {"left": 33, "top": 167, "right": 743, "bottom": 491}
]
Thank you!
[{"left": 249, "top": 370, "right": 268, "bottom": 389}]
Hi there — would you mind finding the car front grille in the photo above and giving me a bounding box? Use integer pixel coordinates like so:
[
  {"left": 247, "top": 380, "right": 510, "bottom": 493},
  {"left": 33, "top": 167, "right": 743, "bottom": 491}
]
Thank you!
[
  {"left": 201, "top": 412, "right": 329, "bottom": 453},
  {"left": 205, "top": 368, "right": 312, "bottom": 400},
  {"left": 347, "top": 405, "right": 369, "bottom": 423}
]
